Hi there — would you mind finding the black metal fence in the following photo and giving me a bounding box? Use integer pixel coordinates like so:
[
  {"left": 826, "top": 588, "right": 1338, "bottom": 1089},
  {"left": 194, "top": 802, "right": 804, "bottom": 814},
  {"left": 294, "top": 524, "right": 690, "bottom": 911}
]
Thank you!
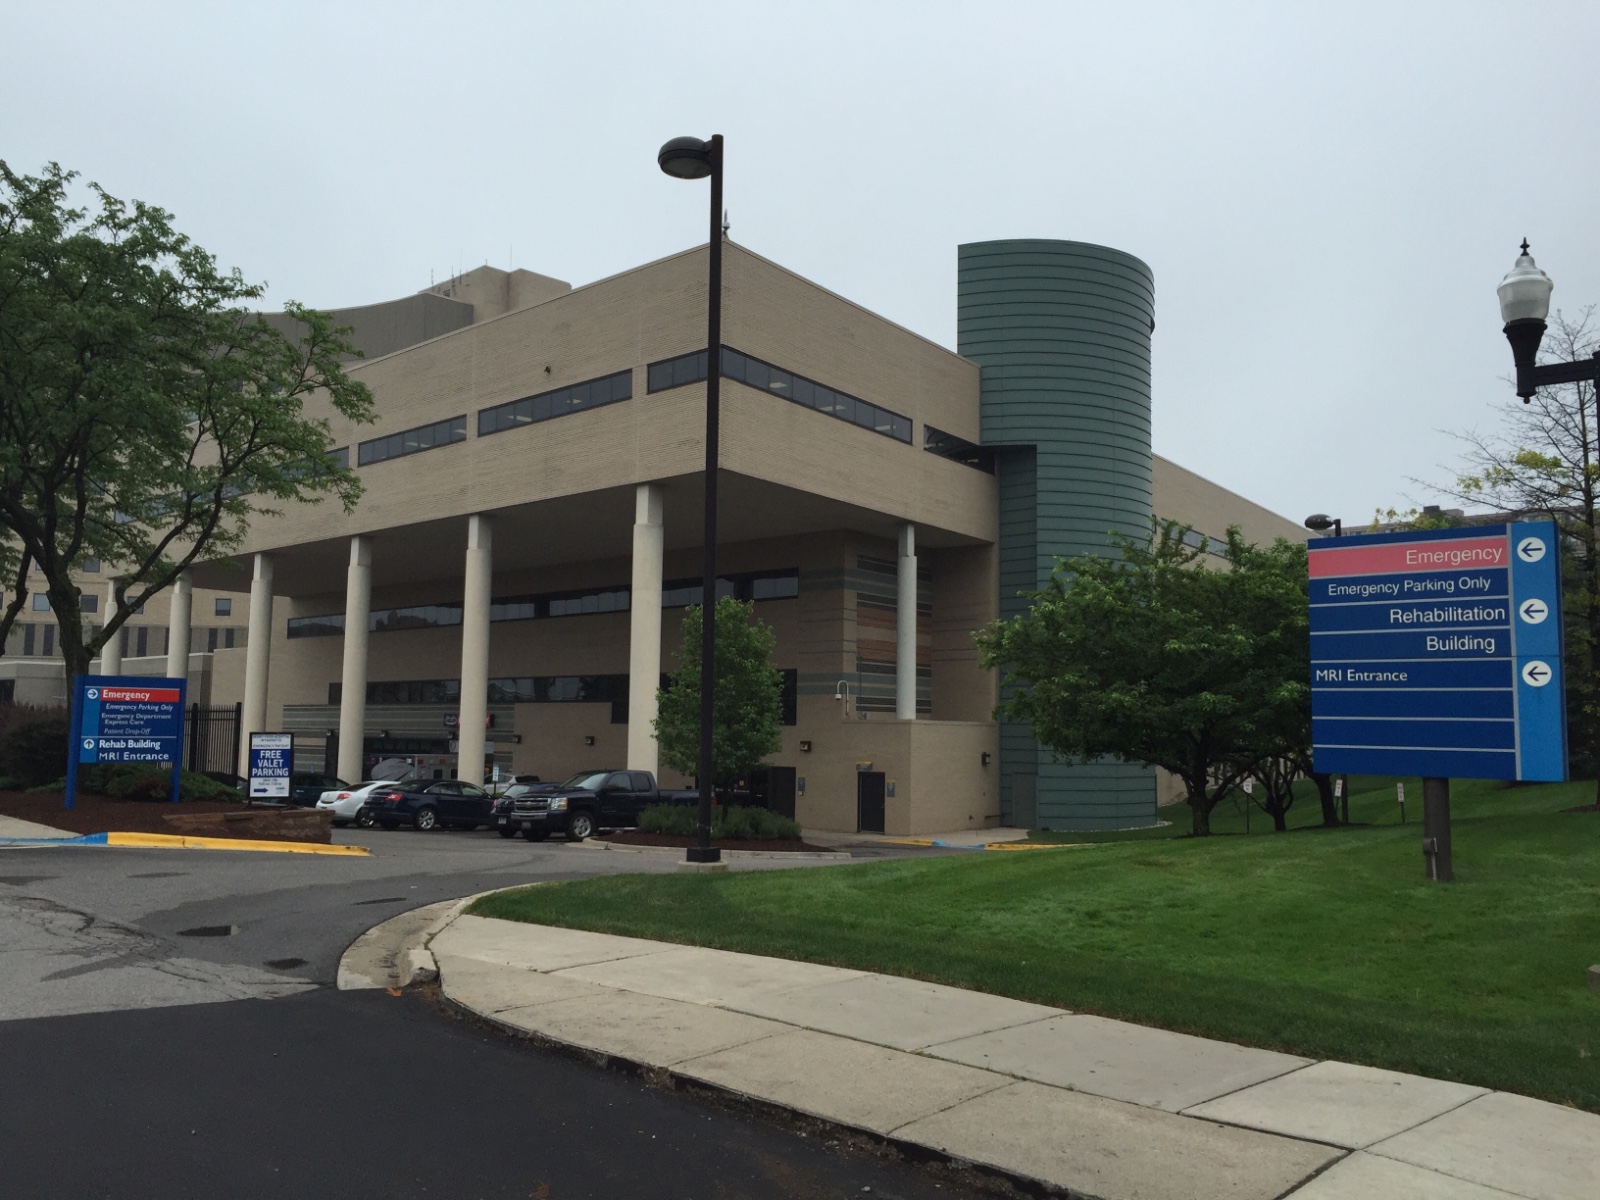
[{"left": 183, "top": 702, "right": 241, "bottom": 777}]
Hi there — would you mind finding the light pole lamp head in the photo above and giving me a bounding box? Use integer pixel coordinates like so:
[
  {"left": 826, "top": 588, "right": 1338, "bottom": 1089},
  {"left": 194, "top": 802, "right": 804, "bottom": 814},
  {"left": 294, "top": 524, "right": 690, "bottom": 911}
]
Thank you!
[
  {"left": 1498, "top": 240, "right": 1554, "bottom": 401},
  {"left": 658, "top": 136, "right": 714, "bottom": 180},
  {"left": 1304, "top": 513, "right": 1340, "bottom": 536}
]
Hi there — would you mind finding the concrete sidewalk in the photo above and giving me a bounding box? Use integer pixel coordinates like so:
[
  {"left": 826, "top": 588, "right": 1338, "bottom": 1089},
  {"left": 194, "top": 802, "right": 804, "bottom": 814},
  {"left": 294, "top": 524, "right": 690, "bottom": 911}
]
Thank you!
[
  {"left": 412, "top": 910, "right": 1598, "bottom": 1200},
  {"left": 0, "top": 814, "right": 78, "bottom": 841}
]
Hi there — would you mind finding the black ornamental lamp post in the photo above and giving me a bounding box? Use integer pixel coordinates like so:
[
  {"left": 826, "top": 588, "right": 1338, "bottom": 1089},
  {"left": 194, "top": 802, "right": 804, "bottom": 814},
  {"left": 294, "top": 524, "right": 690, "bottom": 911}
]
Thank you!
[
  {"left": 658, "top": 134, "right": 725, "bottom": 865},
  {"left": 1499, "top": 241, "right": 1600, "bottom": 401},
  {"left": 1304, "top": 513, "right": 1350, "bottom": 823}
]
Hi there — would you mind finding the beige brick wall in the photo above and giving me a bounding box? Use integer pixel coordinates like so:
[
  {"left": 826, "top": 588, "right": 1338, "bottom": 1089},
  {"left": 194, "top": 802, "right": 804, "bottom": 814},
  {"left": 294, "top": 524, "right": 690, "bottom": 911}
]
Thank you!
[
  {"left": 1153, "top": 455, "right": 1306, "bottom": 548},
  {"left": 227, "top": 243, "right": 993, "bottom": 561}
]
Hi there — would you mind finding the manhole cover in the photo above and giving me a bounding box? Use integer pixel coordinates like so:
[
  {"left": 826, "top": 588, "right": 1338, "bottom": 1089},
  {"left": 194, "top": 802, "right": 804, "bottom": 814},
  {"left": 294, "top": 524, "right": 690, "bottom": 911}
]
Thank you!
[
  {"left": 177, "top": 925, "right": 237, "bottom": 937},
  {"left": 265, "top": 957, "right": 307, "bottom": 970},
  {"left": 353, "top": 896, "right": 408, "bottom": 906},
  {"left": 130, "top": 872, "right": 188, "bottom": 879}
]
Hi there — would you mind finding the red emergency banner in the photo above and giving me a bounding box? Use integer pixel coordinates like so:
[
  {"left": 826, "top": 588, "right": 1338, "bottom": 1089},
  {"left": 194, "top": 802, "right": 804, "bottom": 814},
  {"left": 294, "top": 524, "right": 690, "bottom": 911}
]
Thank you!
[
  {"left": 1307, "top": 535, "right": 1509, "bottom": 578},
  {"left": 99, "top": 687, "right": 182, "bottom": 703}
]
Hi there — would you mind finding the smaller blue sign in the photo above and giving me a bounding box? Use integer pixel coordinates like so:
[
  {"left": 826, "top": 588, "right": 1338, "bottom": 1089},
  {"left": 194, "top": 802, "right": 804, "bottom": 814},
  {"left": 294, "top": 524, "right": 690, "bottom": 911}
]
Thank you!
[{"left": 248, "top": 733, "right": 294, "bottom": 800}]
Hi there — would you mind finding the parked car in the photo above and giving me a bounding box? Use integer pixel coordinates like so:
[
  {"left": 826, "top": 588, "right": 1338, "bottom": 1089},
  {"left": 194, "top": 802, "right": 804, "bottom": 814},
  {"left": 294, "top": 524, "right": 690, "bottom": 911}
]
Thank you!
[
  {"left": 493, "top": 770, "right": 695, "bottom": 842},
  {"left": 486, "top": 773, "right": 542, "bottom": 799},
  {"left": 361, "top": 779, "right": 494, "bottom": 831},
  {"left": 292, "top": 772, "right": 350, "bottom": 807},
  {"left": 316, "top": 780, "right": 404, "bottom": 828}
]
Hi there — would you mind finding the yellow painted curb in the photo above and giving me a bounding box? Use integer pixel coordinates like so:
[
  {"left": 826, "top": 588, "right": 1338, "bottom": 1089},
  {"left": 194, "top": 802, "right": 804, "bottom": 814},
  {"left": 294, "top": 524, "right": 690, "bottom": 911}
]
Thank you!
[
  {"left": 986, "top": 841, "right": 1090, "bottom": 851},
  {"left": 104, "top": 831, "right": 370, "bottom": 856}
]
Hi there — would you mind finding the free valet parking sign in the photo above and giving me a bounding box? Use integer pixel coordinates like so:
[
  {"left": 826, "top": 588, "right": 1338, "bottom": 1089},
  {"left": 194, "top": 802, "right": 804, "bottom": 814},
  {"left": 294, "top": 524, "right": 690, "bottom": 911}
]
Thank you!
[{"left": 1308, "top": 522, "right": 1566, "bottom": 781}]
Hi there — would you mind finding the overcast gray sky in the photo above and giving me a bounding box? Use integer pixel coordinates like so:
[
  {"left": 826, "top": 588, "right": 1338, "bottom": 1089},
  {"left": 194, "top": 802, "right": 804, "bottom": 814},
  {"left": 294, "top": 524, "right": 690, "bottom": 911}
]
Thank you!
[{"left": 6, "top": 1, "right": 1598, "bottom": 526}]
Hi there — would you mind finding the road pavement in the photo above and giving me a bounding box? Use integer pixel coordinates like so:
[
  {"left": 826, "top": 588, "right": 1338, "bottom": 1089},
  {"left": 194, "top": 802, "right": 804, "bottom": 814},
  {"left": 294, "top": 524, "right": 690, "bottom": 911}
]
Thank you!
[{"left": 0, "top": 828, "right": 984, "bottom": 1198}]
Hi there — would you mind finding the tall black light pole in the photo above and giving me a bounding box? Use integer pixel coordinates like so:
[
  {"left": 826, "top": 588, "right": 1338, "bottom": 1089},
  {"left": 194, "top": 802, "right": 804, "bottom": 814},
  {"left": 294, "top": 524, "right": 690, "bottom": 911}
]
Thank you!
[
  {"left": 1497, "top": 241, "right": 1600, "bottom": 402},
  {"left": 1304, "top": 513, "right": 1349, "bottom": 824},
  {"left": 659, "top": 134, "right": 724, "bottom": 865}
]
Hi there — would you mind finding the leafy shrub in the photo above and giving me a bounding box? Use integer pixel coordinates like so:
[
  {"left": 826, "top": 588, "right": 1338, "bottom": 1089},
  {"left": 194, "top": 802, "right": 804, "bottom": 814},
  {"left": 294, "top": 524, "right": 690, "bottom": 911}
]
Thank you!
[
  {"left": 0, "top": 709, "right": 69, "bottom": 787},
  {"left": 638, "top": 803, "right": 800, "bottom": 840},
  {"left": 74, "top": 763, "right": 242, "bottom": 803}
]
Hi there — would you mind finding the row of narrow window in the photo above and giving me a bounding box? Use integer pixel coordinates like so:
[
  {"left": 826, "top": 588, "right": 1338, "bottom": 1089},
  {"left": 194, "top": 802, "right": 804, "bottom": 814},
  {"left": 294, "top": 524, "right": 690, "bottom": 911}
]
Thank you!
[
  {"left": 647, "top": 348, "right": 914, "bottom": 445},
  {"left": 351, "top": 346, "right": 939, "bottom": 466},
  {"left": 288, "top": 569, "right": 799, "bottom": 639},
  {"left": 326, "top": 670, "right": 799, "bottom": 725},
  {"left": 3, "top": 623, "right": 241, "bottom": 658}
]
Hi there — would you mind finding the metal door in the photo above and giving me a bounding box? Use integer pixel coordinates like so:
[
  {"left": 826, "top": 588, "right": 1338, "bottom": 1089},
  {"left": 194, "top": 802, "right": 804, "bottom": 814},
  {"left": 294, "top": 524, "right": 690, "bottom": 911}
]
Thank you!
[
  {"left": 1010, "top": 773, "right": 1038, "bottom": 830},
  {"left": 763, "top": 766, "right": 797, "bottom": 819},
  {"left": 857, "top": 771, "right": 886, "bottom": 833}
]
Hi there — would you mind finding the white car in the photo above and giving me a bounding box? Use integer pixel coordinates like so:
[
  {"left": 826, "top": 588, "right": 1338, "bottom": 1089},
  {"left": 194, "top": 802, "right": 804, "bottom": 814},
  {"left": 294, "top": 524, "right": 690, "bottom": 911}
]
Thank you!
[{"left": 317, "top": 780, "right": 406, "bottom": 828}]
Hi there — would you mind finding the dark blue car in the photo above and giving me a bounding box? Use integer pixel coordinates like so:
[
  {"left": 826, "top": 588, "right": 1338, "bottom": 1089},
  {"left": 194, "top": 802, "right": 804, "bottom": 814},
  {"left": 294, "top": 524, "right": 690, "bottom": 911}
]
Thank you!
[{"left": 361, "top": 780, "right": 493, "bottom": 831}]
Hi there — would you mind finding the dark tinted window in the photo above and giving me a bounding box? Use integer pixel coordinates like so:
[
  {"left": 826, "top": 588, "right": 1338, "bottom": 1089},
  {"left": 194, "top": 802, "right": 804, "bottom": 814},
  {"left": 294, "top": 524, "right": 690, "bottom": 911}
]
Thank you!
[
  {"left": 478, "top": 370, "right": 634, "bottom": 436},
  {"left": 924, "top": 425, "right": 995, "bottom": 473},
  {"left": 357, "top": 416, "right": 466, "bottom": 466},
  {"left": 648, "top": 347, "right": 912, "bottom": 445}
]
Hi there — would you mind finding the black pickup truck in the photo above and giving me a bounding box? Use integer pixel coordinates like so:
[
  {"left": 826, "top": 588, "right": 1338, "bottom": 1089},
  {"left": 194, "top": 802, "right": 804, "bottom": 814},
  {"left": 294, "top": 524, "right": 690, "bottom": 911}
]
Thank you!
[{"left": 492, "top": 769, "right": 697, "bottom": 842}]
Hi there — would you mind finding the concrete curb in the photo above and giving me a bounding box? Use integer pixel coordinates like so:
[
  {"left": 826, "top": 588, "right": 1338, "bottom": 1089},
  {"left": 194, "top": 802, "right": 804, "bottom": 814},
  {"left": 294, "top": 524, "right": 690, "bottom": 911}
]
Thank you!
[
  {"left": 1, "top": 831, "right": 368, "bottom": 855},
  {"left": 0, "top": 832, "right": 109, "bottom": 847},
  {"left": 450, "top": 994, "right": 1054, "bottom": 1197},
  {"left": 581, "top": 839, "right": 852, "bottom": 862},
  {"left": 337, "top": 890, "right": 500, "bottom": 991},
  {"left": 104, "top": 831, "right": 370, "bottom": 856}
]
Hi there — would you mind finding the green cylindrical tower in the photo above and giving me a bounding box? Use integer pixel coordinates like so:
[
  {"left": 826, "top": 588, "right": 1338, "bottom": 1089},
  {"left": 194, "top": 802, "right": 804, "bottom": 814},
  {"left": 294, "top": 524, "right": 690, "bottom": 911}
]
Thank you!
[{"left": 958, "top": 239, "right": 1157, "bottom": 830}]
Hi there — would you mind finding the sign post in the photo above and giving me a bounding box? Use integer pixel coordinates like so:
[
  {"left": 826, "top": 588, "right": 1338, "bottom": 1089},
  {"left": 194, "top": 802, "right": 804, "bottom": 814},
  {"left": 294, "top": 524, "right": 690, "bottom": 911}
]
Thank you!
[
  {"left": 247, "top": 733, "right": 295, "bottom": 802},
  {"left": 1309, "top": 522, "right": 1566, "bottom": 879},
  {"left": 66, "top": 675, "right": 187, "bottom": 809}
]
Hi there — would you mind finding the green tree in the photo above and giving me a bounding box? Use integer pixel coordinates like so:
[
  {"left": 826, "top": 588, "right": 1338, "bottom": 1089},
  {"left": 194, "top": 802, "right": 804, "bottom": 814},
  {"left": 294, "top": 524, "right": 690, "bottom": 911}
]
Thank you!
[
  {"left": 654, "top": 598, "right": 783, "bottom": 786},
  {"left": 0, "top": 161, "right": 374, "bottom": 680},
  {"left": 976, "top": 521, "right": 1311, "bottom": 835}
]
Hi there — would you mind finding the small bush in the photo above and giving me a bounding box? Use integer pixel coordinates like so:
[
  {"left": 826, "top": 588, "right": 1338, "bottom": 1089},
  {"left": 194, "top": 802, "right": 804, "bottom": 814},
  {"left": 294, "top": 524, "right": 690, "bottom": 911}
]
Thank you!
[
  {"left": 0, "top": 710, "right": 69, "bottom": 787},
  {"left": 638, "top": 803, "right": 799, "bottom": 840},
  {"left": 71, "top": 762, "right": 243, "bottom": 803}
]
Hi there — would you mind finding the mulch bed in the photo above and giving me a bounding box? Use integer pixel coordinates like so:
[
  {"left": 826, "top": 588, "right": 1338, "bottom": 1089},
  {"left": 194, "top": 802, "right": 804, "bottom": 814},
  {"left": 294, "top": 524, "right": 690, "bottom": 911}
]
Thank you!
[
  {"left": 598, "top": 830, "right": 836, "bottom": 854},
  {"left": 0, "top": 789, "right": 257, "bottom": 836}
]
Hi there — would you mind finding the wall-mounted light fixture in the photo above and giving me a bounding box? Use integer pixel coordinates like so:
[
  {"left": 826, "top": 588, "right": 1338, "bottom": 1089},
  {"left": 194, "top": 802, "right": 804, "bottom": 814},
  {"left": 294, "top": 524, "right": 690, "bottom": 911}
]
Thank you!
[
  {"left": 799, "top": 740, "right": 812, "bottom": 753},
  {"left": 583, "top": 735, "right": 595, "bottom": 746},
  {"left": 981, "top": 751, "right": 992, "bottom": 766}
]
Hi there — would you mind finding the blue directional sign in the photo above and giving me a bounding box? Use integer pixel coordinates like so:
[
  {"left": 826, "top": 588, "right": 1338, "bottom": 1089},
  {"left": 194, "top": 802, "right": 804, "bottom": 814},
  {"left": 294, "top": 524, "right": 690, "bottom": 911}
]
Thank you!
[
  {"left": 1309, "top": 522, "right": 1566, "bottom": 781},
  {"left": 65, "top": 675, "right": 187, "bottom": 809}
]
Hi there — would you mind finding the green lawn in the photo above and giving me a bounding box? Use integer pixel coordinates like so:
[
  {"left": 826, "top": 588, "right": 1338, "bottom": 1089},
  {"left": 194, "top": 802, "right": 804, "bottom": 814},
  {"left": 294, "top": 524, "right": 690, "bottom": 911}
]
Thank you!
[{"left": 471, "top": 776, "right": 1600, "bottom": 1111}]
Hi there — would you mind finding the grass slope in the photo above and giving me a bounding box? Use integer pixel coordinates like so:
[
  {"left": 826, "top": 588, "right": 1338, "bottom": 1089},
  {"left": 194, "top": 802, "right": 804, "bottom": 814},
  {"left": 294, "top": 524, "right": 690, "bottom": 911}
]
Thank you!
[{"left": 471, "top": 776, "right": 1600, "bottom": 1111}]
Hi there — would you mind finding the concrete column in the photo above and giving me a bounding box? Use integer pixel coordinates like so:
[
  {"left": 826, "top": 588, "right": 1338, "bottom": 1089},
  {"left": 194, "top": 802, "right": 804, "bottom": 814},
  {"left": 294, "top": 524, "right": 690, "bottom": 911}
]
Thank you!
[
  {"left": 627, "top": 484, "right": 665, "bottom": 774},
  {"left": 100, "top": 578, "right": 122, "bottom": 674},
  {"left": 238, "top": 553, "right": 275, "bottom": 775},
  {"left": 337, "top": 537, "right": 372, "bottom": 784},
  {"left": 456, "top": 515, "right": 492, "bottom": 785},
  {"left": 165, "top": 572, "right": 192, "bottom": 681},
  {"left": 897, "top": 523, "right": 917, "bottom": 720}
]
